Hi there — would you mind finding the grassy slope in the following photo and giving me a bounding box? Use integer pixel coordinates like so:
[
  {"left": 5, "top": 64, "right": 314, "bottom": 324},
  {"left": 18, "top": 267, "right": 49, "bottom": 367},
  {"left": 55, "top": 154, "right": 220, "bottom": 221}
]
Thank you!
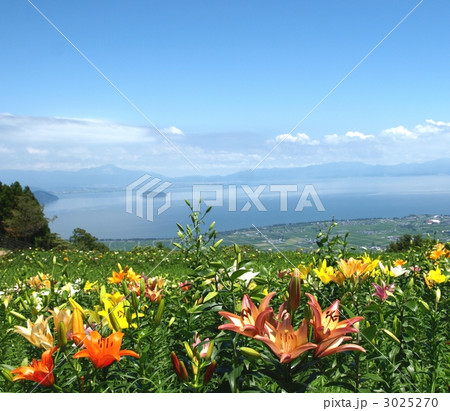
[{"left": 101, "top": 214, "right": 450, "bottom": 251}]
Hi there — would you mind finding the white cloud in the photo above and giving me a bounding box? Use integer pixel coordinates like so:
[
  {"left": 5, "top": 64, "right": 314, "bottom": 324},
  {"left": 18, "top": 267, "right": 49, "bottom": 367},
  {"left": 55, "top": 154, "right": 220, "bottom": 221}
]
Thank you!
[
  {"left": 381, "top": 125, "right": 415, "bottom": 139},
  {"left": 161, "top": 126, "right": 184, "bottom": 135},
  {"left": 274, "top": 132, "right": 319, "bottom": 145},
  {"left": 324, "top": 130, "right": 373, "bottom": 144},
  {"left": 0, "top": 146, "right": 13, "bottom": 154},
  {"left": 425, "top": 119, "right": 450, "bottom": 127},
  {"left": 324, "top": 133, "right": 340, "bottom": 145},
  {"left": 0, "top": 113, "right": 159, "bottom": 145},
  {"left": 414, "top": 119, "right": 450, "bottom": 135},
  {"left": 26, "top": 147, "right": 49, "bottom": 156},
  {"left": 1, "top": 113, "right": 450, "bottom": 175},
  {"left": 345, "top": 131, "right": 374, "bottom": 140}
]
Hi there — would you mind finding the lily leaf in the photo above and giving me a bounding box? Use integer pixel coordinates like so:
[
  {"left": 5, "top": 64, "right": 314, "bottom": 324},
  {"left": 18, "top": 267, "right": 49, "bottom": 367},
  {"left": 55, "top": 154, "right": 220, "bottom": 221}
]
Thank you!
[
  {"left": 380, "top": 328, "right": 401, "bottom": 344},
  {"left": 361, "top": 324, "right": 377, "bottom": 342},
  {"left": 203, "top": 291, "right": 218, "bottom": 303}
]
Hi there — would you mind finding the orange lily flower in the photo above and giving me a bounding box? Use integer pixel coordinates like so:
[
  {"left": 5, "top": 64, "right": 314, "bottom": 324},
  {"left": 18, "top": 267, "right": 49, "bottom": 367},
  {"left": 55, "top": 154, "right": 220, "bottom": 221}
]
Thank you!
[
  {"left": 306, "top": 293, "right": 365, "bottom": 357},
  {"left": 73, "top": 331, "right": 139, "bottom": 369},
  {"left": 336, "top": 257, "right": 371, "bottom": 284},
  {"left": 254, "top": 313, "right": 317, "bottom": 363},
  {"left": 313, "top": 335, "right": 366, "bottom": 358},
  {"left": 218, "top": 292, "right": 276, "bottom": 338},
  {"left": 429, "top": 243, "right": 450, "bottom": 260},
  {"left": 11, "top": 346, "right": 58, "bottom": 387},
  {"left": 71, "top": 306, "right": 85, "bottom": 346},
  {"left": 108, "top": 270, "right": 126, "bottom": 284}
]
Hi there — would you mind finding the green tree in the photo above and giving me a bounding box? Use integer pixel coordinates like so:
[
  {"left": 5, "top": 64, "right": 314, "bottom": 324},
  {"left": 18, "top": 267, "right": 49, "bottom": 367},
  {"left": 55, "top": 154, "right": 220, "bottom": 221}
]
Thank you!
[
  {"left": 0, "top": 181, "right": 55, "bottom": 249},
  {"left": 69, "top": 227, "right": 109, "bottom": 252},
  {"left": 386, "top": 233, "right": 431, "bottom": 252}
]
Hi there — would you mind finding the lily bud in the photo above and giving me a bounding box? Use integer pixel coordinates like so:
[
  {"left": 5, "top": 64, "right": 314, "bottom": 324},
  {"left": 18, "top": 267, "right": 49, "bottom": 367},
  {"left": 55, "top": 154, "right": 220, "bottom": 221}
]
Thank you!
[
  {"left": 125, "top": 306, "right": 133, "bottom": 324},
  {"left": 72, "top": 307, "right": 84, "bottom": 346},
  {"left": 171, "top": 352, "right": 189, "bottom": 382},
  {"left": 18, "top": 297, "right": 28, "bottom": 310},
  {"left": 140, "top": 278, "right": 146, "bottom": 296},
  {"left": 179, "top": 360, "right": 189, "bottom": 381},
  {"left": 171, "top": 351, "right": 181, "bottom": 375},
  {"left": 69, "top": 298, "right": 84, "bottom": 313},
  {"left": 183, "top": 341, "right": 194, "bottom": 360},
  {"left": 122, "top": 281, "right": 129, "bottom": 297},
  {"left": 57, "top": 321, "right": 68, "bottom": 349},
  {"left": 204, "top": 340, "right": 214, "bottom": 361},
  {"left": 9, "top": 310, "right": 27, "bottom": 321},
  {"left": 1, "top": 368, "right": 13, "bottom": 383},
  {"left": 191, "top": 357, "right": 199, "bottom": 376},
  {"left": 304, "top": 303, "right": 313, "bottom": 324},
  {"left": 154, "top": 298, "right": 165, "bottom": 325},
  {"left": 393, "top": 315, "right": 401, "bottom": 337},
  {"left": 108, "top": 308, "right": 122, "bottom": 332},
  {"left": 240, "top": 346, "right": 261, "bottom": 361},
  {"left": 203, "top": 360, "right": 216, "bottom": 384},
  {"left": 435, "top": 288, "right": 441, "bottom": 304},
  {"left": 407, "top": 277, "right": 414, "bottom": 290},
  {"left": 24, "top": 290, "right": 31, "bottom": 305},
  {"left": 287, "top": 269, "right": 302, "bottom": 314},
  {"left": 131, "top": 291, "right": 139, "bottom": 310}
]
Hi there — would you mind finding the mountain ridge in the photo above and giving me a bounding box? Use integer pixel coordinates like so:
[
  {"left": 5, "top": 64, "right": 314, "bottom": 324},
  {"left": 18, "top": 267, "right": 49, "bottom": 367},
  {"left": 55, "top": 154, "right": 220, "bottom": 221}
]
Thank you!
[{"left": 1, "top": 159, "right": 449, "bottom": 192}]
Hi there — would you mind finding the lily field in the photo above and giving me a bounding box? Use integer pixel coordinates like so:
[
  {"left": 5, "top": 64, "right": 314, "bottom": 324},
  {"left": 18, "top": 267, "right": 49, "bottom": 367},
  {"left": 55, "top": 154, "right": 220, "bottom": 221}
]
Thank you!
[{"left": 0, "top": 208, "right": 448, "bottom": 393}]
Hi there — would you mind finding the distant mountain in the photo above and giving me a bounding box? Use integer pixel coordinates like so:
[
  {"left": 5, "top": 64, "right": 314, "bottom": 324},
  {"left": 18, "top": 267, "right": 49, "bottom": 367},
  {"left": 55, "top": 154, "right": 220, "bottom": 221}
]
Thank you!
[
  {"left": 32, "top": 190, "right": 59, "bottom": 205},
  {"left": 226, "top": 159, "right": 450, "bottom": 183},
  {"left": 0, "top": 165, "right": 156, "bottom": 192},
  {"left": 1, "top": 159, "right": 450, "bottom": 193}
]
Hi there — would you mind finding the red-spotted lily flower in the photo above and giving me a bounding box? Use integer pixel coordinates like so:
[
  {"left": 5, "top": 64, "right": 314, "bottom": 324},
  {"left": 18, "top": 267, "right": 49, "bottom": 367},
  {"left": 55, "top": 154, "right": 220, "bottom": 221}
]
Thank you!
[
  {"left": 218, "top": 292, "right": 276, "bottom": 338},
  {"left": 11, "top": 347, "right": 58, "bottom": 387},
  {"left": 306, "top": 293, "right": 365, "bottom": 358},
  {"left": 372, "top": 281, "right": 395, "bottom": 302},
  {"left": 254, "top": 312, "right": 317, "bottom": 363},
  {"left": 73, "top": 331, "right": 139, "bottom": 369}
]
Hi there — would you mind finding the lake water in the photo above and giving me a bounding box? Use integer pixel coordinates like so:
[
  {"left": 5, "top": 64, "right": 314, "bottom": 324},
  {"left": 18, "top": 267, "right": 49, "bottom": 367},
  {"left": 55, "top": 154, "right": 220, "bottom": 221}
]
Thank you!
[{"left": 44, "top": 175, "right": 450, "bottom": 239}]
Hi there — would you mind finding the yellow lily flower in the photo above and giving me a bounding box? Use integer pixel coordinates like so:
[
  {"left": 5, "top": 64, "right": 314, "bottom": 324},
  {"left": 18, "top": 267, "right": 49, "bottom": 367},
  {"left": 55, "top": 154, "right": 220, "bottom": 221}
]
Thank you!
[
  {"left": 362, "top": 254, "right": 381, "bottom": 273},
  {"left": 313, "top": 260, "right": 337, "bottom": 284},
  {"left": 424, "top": 267, "right": 447, "bottom": 288},
  {"left": 294, "top": 263, "right": 312, "bottom": 280},
  {"left": 98, "top": 299, "right": 129, "bottom": 330},
  {"left": 83, "top": 280, "right": 98, "bottom": 292}
]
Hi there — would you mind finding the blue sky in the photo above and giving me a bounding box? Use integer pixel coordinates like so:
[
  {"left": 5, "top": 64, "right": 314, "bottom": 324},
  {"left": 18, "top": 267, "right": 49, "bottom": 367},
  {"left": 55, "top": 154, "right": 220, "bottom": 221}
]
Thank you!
[{"left": 0, "top": 0, "right": 449, "bottom": 176}]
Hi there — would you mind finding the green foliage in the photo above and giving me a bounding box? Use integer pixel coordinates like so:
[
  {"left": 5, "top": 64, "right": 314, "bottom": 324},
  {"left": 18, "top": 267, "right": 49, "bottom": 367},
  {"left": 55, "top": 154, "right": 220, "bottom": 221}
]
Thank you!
[
  {"left": 386, "top": 233, "right": 434, "bottom": 252},
  {"left": 315, "top": 217, "right": 351, "bottom": 264},
  {"left": 173, "top": 199, "right": 223, "bottom": 270},
  {"left": 0, "top": 209, "right": 448, "bottom": 393},
  {"left": 69, "top": 228, "right": 109, "bottom": 252},
  {"left": 0, "top": 181, "right": 56, "bottom": 249}
]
